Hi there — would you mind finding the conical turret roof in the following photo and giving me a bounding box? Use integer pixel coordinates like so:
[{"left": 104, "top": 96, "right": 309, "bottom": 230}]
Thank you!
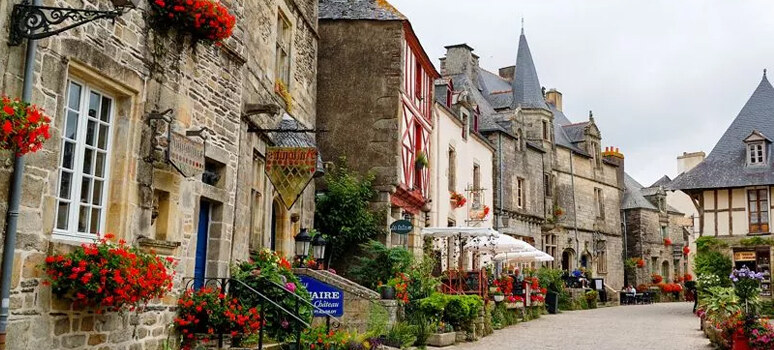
[{"left": 511, "top": 32, "right": 548, "bottom": 109}]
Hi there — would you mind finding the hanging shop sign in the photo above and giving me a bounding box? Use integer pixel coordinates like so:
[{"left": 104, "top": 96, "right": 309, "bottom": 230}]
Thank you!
[
  {"left": 299, "top": 276, "right": 344, "bottom": 317},
  {"left": 734, "top": 251, "right": 757, "bottom": 262},
  {"left": 168, "top": 131, "right": 206, "bottom": 178},
  {"left": 265, "top": 147, "right": 317, "bottom": 210},
  {"left": 390, "top": 220, "right": 413, "bottom": 234}
]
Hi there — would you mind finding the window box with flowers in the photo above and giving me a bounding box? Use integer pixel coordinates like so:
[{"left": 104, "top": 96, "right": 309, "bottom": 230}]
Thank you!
[
  {"left": 40, "top": 234, "right": 175, "bottom": 312},
  {"left": 148, "top": 0, "right": 236, "bottom": 45},
  {"left": 505, "top": 295, "right": 524, "bottom": 309},
  {"left": 0, "top": 96, "right": 51, "bottom": 155},
  {"left": 651, "top": 273, "right": 663, "bottom": 284}
]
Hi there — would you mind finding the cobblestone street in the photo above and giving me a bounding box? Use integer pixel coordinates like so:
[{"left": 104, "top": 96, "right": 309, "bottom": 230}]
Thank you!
[{"left": 447, "top": 303, "right": 712, "bottom": 350}]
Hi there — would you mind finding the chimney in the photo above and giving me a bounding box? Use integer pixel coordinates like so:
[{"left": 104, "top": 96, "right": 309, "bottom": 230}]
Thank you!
[
  {"left": 545, "top": 89, "right": 562, "bottom": 111},
  {"left": 499, "top": 66, "right": 515, "bottom": 81},
  {"left": 442, "top": 43, "right": 477, "bottom": 78},
  {"left": 439, "top": 57, "right": 447, "bottom": 76},
  {"left": 603, "top": 146, "right": 625, "bottom": 190},
  {"left": 677, "top": 151, "right": 706, "bottom": 174}
]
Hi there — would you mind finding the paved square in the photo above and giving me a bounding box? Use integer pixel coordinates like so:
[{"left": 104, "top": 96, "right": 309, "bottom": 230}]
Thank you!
[{"left": 446, "top": 303, "right": 713, "bottom": 350}]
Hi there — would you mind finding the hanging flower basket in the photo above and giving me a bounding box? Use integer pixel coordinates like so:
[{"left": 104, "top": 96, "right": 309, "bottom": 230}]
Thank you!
[
  {"left": 636, "top": 258, "right": 646, "bottom": 268},
  {"left": 664, "top": 238, "right": 672, "bottom": 246},
  {"left": 149, "top": 0, "right": 236, "bottom": 45},
  {"left": 0, "top": 96, "right": 51, "bottom": 155},
  {"left": 683, "top": 245, "right": 690, "bottom": 256}
]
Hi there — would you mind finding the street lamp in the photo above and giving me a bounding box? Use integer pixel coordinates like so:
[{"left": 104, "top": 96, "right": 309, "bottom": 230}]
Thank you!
[
  {"left": 294, "top": 228, "right": 312, "bottom": 260},
  {"left": 311, "top": 234, "right": 327, "bottom": 266},
  {"left": 9, "top": 0, "right": 140, "bottom": 46}
]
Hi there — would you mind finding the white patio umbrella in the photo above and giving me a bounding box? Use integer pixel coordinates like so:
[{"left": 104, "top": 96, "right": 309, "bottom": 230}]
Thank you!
[
  {"left": 493, "top": 250, "right": 553, "bottom": 263},
  {"left": 463, "top": 233, "right": 535, "bottom": 253},
  {"left": 421, "top": 227, "right": 498, "bottom": 238}
]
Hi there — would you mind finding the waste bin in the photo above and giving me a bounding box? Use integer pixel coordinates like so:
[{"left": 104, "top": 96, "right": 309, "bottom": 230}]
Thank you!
[{"left": 546, "top": 291, "right": 559, "bottom": 314}]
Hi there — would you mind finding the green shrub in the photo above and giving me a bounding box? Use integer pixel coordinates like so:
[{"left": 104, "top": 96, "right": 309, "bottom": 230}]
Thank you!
[
  {"left": 695, "top": 236, "right": 728, "bottom": 253},
  {"left": 537, "top": 268, "right": 565, "bottom": 293},
  {"left": 349, "top": 240, "right": 413, "bottom": 290},
  {"left": 416, "top": 293, "right": 483, "bottom": 331},
  {"left": 558, "top": 290, "right": 573, "bottom": 311},
  {"left": 694, "top": 250, "right": 732, "bottom": 283},
  {"left": 585, "top": 290, "right": 598, "bottom": 309},
  {"left": 385, "top": 322, "right": 418, "bottom": 349},
  {"left": 406, "top": 312, "right": 433, "bottom": 346}
]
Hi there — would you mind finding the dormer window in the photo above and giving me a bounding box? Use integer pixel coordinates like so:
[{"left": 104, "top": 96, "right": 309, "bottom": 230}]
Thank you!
[
  {"left": 749, "top": 143, "right": 765, "bottom": 165},
  {"left": 461, "top": 109, "right": 470, "bottom": 140},
  {"left": 744, "top": 130, "right": 771, "bottom": 166}
]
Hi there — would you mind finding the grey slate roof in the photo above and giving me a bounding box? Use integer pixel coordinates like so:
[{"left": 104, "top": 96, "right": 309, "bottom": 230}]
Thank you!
[
  {"left": 270, "top": 115, "right": 325, "bottom": 177},
  {"left": 563, "top": 122, "right": 589, "bottom": 143},
  {"left": 622, "top": 173, "right": 658, "bottom": 211},
  {"left": 651, "top": 175, "right": 672, "bottom": 188},
  {"left": 547, "top": 104, "right": 590, "bottom": 156},
  {"left": 623, "top": 173, "right": 682, "bottom": 213},
  {"left": 318, "top": 0, "right": 406, "bottom": 20},
  {"left": 671, "top": 73, "right": 774, "bottom": 190},
  {"left": 511, "top": 32, "right": 548, "bottom": 110}
]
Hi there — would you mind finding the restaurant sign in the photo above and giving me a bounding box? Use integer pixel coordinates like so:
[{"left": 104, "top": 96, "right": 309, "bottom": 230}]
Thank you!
[
  {"left": 168, "top": 131, "right": 205, "bottom": 178},
  {"left": 298, "top": 276, "right": 344, "bottom": 317},
  {"left": 265, "top": 147, "right": 317, "bottom": 210},
  {"left": 390, "top": 220, "right": 413, "bottom": 234},
  {"left": 734, "top": 251, "right": 757, "bottom": 262}
]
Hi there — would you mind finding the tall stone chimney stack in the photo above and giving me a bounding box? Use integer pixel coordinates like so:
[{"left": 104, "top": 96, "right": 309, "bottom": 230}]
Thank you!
[
  {"left": 545, "top": 88, "right": 563, "bottom": 111},
  {"left": 441, "top": 43, "right": 478, "bottom": 82},
  {"left": 677, "top": 151, "right": 705, "bottom": 174},
  {"left": 603, "top": 146, "right": 625, "bottom": 190},
  {"left": 498, "top": 65, "right": 515, "bottom": 81}
]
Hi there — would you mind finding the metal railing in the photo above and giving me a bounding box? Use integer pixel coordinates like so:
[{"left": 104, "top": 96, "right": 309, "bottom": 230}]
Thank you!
[{"left": 183, "top": 277, "right": 340, "bottom": 349}]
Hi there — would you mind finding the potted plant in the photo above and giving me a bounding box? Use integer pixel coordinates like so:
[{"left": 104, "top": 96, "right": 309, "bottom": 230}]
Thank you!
[
  {"left": 415, "top": 151, "right": 429, "bottom": 170},
  {"left": 506, "top": 295, "right": 524, "bottom": 308},
  {"left": 492, "top": 289, "right": 505, "bottom": 302},
  {"left": 427, "top": 322, "right": 456, "bottom": 347},
  {"left": 664, "top": 238, "right": 673, "bottom": 246},
  {"left": 683, "top": 245, "right": 691, "bottom": 257},
  {"left": 148, "top": 0, "right": 236, "bottom": 45},
  {"left": 450, "top": 191, "right": 467, "bottom": 209},
  {"left": 636, "top": 258, "right": 646, "bottom": 268},
  {"left": 378, "top": 283, "right": 395, "bottom": 300},
  {"left": 651, "top": 273, "right": 663, "bottom": 284}
]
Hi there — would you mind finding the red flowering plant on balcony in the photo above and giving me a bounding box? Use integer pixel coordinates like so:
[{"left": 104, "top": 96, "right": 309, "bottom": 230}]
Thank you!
[
  {"left": 0, "top": 96, "right": 51, "bottom": 155},
  {"left": 450, "top": 191, "right": 466, "bottom": 209},
  {"left": 41, "top": 233, "right": 175, "bottom": 312},
  {"left": 149, "top": 0, "right": 236, "bottom": 45},
  {"left": 175, "top": 287, "right": 261, "bottom": 350}
]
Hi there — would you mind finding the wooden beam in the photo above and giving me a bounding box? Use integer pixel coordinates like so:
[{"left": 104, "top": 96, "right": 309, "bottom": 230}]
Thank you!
[
  {"left": 728, "top": 188, "right": 733, "bottom": 236},
  {"left": 714, "top": 190, "right": 718, "bottom": 237}
]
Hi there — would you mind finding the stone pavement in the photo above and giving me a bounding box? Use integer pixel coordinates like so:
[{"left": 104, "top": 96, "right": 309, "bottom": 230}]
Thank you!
[{"left": 446, "top": 303, "right": 713, "bottom": 350}]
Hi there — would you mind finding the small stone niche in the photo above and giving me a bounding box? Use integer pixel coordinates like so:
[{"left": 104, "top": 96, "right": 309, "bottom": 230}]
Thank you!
[
  {"left": 152, "top": 190, "right": 171, "bottom": 241},
  {"left": 202, "top": 157, "right": 226, "bottom": 188}
]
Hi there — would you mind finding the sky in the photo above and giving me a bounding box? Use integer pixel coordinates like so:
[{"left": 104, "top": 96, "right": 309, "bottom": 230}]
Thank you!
[{"left": 388, "top": 0, "right": 774, "bottom": 185}]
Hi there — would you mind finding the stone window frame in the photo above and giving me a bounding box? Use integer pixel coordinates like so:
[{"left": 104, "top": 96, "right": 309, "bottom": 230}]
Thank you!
[
  {"left": 275, "top": 9, "right": 293, "bottom": 88},
  {"left": 543, "top": 233, "right": 557, "bottom": 269},
  {"left": 50, "top": 61, "right": 139, "bottom": 244},
  {"left": 597, "top": 249, "right": 607, "bottom": 273},
  {"left": 249, "top": 150, "right": 268, "bottom": 252},
  {"left": 516, "top": 177, "right": 525, "bottom": 209},
  {"left": 53, "top": 78, "right": 116, "bottom": 242},
  {"left": 542, "top": 120, "right": 549, "bottom": 140},
  {"left": 515, "top": 129, "right": 523, "bottom": 152},
  {"left": 460, "top": 109, "right": 470, "bottom": 140},
  {"left": 594, "top": 187, "right": 605, "bottom": 219}
]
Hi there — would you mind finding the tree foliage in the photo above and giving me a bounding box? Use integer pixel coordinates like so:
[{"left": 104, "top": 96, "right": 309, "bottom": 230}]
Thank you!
[
  {"left": 349, "top": 240, "right": 413, "bottom": 290},
  {"left": 315, "top": 159, "right": 384, "bottom": 268}
]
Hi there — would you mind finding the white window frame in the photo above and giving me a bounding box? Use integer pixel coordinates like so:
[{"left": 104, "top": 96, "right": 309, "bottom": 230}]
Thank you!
[
  {"left": 748, "top": 142, "right": 765, "bottom": 165},
  {"left": 53, "top": 79, "right": 114, "bottom": 242}
]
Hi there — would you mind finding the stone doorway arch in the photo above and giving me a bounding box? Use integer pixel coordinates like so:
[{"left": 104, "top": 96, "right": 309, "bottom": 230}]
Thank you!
[{"left": 561, "top": 249, "right": 575, "bottom": 271}]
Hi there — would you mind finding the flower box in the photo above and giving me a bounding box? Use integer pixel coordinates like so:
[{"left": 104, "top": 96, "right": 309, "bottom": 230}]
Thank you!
[
  {"left": 149, "top": 0, "right": 236, "bottom": 44},
  {"left": 506, "top": 302, "right": 523, "bottom": 309},
  {"left": 427, "top": 332, "right": 456, "bottom": 347}
]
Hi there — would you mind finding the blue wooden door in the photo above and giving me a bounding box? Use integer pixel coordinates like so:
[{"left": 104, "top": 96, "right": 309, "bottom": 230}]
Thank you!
[{"left": 194, "top": 201, "right": 210, "bottom": 289}]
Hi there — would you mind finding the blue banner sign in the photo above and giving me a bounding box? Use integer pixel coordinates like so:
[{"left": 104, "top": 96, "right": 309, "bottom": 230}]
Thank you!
[{"left": 299, "top": 276, "right": 344, "bottom": 317}]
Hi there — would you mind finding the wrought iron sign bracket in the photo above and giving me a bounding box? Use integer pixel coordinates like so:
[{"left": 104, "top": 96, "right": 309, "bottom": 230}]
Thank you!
[
  {"left": 9, "top": 0, "right": 133, "bottom": 46},
  {"left": 185, "top": 127, "right": 210, "bottom": 141},
  {"left": 144, "top": 109, "right": 174, "bottom": 163}
]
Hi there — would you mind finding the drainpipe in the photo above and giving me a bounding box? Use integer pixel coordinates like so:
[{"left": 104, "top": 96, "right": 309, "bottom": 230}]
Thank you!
[
  {"left": 622, "top": 210, "right": 629, "bottom": 284},
  {"left": 0, "top": 2, "right": 40, "bottom": 345},
  {"left": 569, "top": 150, "right": 580, "bottom": 268},
  {"left": 496, "top": 133, "right": 503, "bottom": 230}
]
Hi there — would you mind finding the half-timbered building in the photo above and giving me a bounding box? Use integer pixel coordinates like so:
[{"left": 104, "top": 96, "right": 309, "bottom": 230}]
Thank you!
[
  {"left": 671, "top": 71, "right": 774, "bottom": 298},
  {"left": 317, "top": 0, "right": 440, "bottom": 253}
]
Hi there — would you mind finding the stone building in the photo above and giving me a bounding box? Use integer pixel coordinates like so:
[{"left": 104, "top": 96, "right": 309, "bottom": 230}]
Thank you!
[
  {"left": 671, "top": 71, "right": 774, "bottom": 298},
  {"left": 430, "top": 78, "right": 495, "bottom": 270},
  {"left": 0, "top": 0, "right": 320, "bottom": 348},
  {"left": 316, "top": 0, "right": 440, "bottom": 253},
  {"left": 438, "top": 30, "right": 625, "bottom": 289},
  {"left": 622, "top": 173, "right": 691, "bottom": 287}
]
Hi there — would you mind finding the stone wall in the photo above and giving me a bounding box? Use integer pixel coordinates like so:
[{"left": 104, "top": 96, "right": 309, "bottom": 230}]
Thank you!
[
  {"left": 624, "top": 208, "right": 689, "bottom": 286},
  {"left": 294, "top": 269, "right": 398, "bottom": 333},
  {"left": 0, "top": 0, "right": 319, "bottom": 348}
]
